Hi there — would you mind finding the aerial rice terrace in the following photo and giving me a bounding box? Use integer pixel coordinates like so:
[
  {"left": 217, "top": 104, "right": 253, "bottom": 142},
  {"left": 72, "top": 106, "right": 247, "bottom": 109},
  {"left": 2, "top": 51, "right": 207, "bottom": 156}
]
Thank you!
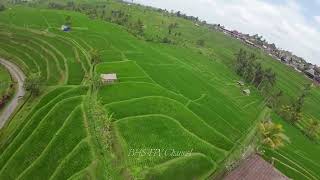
[{"left": 0, "top": 1, "right": 319, "bottom": 179}]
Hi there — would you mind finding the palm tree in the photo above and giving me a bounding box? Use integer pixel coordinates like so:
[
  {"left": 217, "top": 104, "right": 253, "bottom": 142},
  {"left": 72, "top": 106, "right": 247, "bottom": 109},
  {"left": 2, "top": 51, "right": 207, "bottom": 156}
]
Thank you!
[
  {"left": 305, "top": 119, "right": 320, "bottom": 140},
  {"left": 90, "top": 49, "right": 101, "bottom": 65},
  {"left": 254, "top": 64, "right": 265, "bottom": 88},
  {"left": 258, "top": 121, "right": 289, "bottom": 150}
]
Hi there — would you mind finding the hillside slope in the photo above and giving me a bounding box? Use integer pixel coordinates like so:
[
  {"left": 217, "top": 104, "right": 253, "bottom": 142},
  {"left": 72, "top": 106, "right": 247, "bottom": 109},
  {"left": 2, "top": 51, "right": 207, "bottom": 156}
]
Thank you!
[{"left": 0, "top": 2, "right": 319, "bottom": 180}]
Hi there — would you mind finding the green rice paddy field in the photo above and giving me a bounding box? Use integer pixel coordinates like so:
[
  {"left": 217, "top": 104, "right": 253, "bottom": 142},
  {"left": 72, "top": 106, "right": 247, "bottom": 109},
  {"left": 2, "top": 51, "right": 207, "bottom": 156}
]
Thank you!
[{"left": 0, "top": 3, "right": 319, "bottom": 180}]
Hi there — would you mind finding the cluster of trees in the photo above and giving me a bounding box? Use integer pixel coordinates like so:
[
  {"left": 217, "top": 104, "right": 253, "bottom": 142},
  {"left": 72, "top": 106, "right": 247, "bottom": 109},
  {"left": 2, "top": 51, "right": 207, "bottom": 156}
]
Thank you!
[
  {"left": 197, "top": 39, "right": 205, "bottom": 47},
  {"left": 49, "top": 2, "right": 146, "bottom": 37},
  {"left": 129, "top": 19, "right": 144, "bottom": 37},
  {"left": 48, "top": 2, "right": 66, "bottom": 10},
  {"left": 280, "top": 84, "right": 311, "bottom": 124},
  {"left": 24, "top": 73, "right": 42, "bottom": 96},
  {"left": 235, "top": 49, "right": 276, "bottom": 92},
  {"left": 65, "top": 15, "right": 72, "bottom": 26},
  {"left": 0, "top": 83, "right": 14, "bottom": 109},
  {"left": 108, "top": 10, "right": 129, "bottom": 25},
  {"left": 175, "top": 11, "right": 199, "bottom": 22},
  {"left": 89, "top": 100, "right": 113, "bottom": 150},
  {"left": 168, "top": 22, "right": 178, "bottom": 34},
  {"left": 0, "top": 3, "right": 5, "bottom": 11},
  {"left": 278, "top": 84, "right": 320, "bottom": 141},
  {"left": 89, "top": 48, "right": 102, "bottom": 65}
]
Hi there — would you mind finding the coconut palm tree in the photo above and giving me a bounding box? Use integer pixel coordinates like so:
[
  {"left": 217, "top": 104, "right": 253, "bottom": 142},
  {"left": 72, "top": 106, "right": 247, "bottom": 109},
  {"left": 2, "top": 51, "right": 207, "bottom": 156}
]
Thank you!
[
  {"left": 90, "top": 49, "right": 101, "bottom": 65},
  {"left": 305, "top": 119, "right": 320, "bottom": 140},
  {"left": 259, "top": 121, "right": 289, "bottom": 150}
]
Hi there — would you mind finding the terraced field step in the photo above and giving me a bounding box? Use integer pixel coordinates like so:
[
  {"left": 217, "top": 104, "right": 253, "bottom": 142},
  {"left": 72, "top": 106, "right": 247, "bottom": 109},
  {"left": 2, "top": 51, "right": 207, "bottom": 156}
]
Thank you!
[
  {"left": 106, "top": 96, "right": 234, "bottom": 151},
  {"left": 115, "top": 114, "right": 227, "bottom": 178}
]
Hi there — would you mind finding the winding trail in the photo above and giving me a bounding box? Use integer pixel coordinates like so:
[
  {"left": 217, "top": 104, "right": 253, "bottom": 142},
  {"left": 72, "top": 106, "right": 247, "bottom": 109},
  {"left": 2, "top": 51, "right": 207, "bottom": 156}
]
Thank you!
[{"left": 0, "top": 58, "right": 25, "bottom": 129}]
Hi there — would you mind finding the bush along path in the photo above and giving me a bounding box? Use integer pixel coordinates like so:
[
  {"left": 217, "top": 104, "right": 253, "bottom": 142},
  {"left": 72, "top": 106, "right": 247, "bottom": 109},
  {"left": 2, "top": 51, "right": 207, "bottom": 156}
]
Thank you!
[{"left": 0, "top": 58, "right": 25, "bottom": 129}]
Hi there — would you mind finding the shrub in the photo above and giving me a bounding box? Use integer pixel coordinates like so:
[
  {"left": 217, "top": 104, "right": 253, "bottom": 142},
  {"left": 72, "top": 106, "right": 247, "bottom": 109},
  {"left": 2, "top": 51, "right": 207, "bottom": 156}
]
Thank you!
[
  {"left": 24, "top": 73, "right": 43, "bottom": 96},
  {"left": 0, "top": 4, "right": 5, "bottom": 11}
]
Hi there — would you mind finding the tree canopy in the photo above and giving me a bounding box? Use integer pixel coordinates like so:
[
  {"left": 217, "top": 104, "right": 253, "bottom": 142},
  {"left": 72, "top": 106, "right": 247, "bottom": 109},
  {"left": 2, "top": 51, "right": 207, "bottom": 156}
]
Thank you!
[
  {"left": 259, "top": 121, "right": 289, "bottom": 150},
  {"left": 235, "top": 49, "right": 276, "bottom": 92},
  {"left": 24, "top": 73, "right": 42, "bottom": 96}
]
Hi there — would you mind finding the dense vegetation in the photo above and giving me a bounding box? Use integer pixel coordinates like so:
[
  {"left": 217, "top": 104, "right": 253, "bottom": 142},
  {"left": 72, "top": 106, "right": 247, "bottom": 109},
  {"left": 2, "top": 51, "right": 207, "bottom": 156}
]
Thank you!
[
  {"left": 0, "top": 64, "right": 13, "bottom": 110},
  {"left": 0, "top": 0, "right": 319, "bottom": 179}
]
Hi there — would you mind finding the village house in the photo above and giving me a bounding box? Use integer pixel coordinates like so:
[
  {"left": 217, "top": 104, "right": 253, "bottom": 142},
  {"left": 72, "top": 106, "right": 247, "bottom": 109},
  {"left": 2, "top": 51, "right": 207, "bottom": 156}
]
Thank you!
[
  {"left": 305, "top": 69, "right": 315, "bottom": 79},
  {"left": 100, "top": 73, "right": 118, "bottom": 84},
  {"left": 214, "top": 25, "right": 316, "bottom": 78},
  {"left": 224, "top": 154, "right": 289, "bottom": 180},
  {"left": 315, "top": 76, "right": 320, "bottom": 84}
]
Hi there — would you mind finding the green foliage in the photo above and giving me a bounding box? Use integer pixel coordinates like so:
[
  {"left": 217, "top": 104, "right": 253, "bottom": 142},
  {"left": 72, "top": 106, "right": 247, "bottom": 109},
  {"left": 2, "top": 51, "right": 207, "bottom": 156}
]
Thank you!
[
  {"left": 130, "top": 19, "right": 144, "bottom": 36},
  {"left": 89, "top": 100, "right": 113, "bottom": 150},
  {"left": 259, "top": 121, "right": 289, "bottom": 150},
  {"left": 0, "top": 64, "right": 12, "bottom": 96},
  {"left": 89, "top": 48, "right": 101, "bottom": 65},
  {"left": 0, "top": 4, "right": 5, "bottom": 12},
  {"left": 65, "top": 15, "right": 72, "bottom": 26},
  {"left": 263, "top": 113, "right": 320, "bottom": 180},
  {"left": 197, "top": 39, "right": 205, "bottom": 47},
  {"left": 235, "top": 49, "right": 276, "bottom": 92},
  {"left": 304, "top": 119, "right": 320, "bottom": 140},
  {"left": 24, "top": 73, "right": 42, "bottom": 96},
  {"left": 168, "top": 22, "right": 178, "bottom": 34},
  {"left": 280, "top": 84, "right": 311, "bottom": 124}
]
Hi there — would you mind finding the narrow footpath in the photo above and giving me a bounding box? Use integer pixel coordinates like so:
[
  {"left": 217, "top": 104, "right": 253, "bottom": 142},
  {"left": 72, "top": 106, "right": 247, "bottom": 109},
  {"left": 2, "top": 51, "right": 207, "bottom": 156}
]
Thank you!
[{"left": 0, "top": 58, "right": 25, "bottom": 129}]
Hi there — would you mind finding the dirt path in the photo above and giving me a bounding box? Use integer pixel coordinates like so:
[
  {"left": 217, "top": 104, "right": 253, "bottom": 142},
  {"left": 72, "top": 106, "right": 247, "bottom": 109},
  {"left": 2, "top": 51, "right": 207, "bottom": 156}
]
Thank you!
[{"left": 0, "top": 58, "right": 26, "bottom": 129}]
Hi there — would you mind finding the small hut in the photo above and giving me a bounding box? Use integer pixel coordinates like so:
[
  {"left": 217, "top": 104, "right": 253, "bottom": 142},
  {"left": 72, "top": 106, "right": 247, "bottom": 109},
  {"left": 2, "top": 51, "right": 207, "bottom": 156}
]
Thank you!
[
  {"left": 101, "top": 73, "right": 118, "bottom": 84},
  {"left": 243, "top": 89, "right": 251, "bottom": 96},
  {"left": 61, "top": 25, "right": 71, "bottom": 32},
  {"left": 237, "top": 80, "right": 245, "bottom": 86}
]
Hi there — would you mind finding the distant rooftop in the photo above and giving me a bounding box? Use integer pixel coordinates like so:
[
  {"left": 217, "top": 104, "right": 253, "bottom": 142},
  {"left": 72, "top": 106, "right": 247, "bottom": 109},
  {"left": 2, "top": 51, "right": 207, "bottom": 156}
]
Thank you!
[
  {"left": 101, "top": 73, "right": 117, "bottom": 80},
  {"left": 224, "top": 154, "right": 289, "bottom": 180}
]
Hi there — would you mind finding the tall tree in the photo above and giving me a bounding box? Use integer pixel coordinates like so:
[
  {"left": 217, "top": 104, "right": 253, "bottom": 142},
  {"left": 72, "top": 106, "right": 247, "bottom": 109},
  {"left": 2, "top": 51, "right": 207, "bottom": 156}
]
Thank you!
[
  {"left": 65, "top": 15, "right": 72, "bottom": 26},
  {"left": 289, "top": 83, "right": 311, "bottom": 123},
  {"left": 90, "top": 49, "right": 101, "bottom": 65},
  {"left": 133, "top": 19, "right": 144, "bottom": 36},
  {"left": 0, "top": 3, "right": 5, "bottom": 11}
]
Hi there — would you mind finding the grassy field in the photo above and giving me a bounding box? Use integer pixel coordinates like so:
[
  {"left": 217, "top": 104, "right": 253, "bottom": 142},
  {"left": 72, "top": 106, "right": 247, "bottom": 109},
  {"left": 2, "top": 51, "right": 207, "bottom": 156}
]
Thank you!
[{"left": 0, "top": 1, "right": 318, "bottom": 179}]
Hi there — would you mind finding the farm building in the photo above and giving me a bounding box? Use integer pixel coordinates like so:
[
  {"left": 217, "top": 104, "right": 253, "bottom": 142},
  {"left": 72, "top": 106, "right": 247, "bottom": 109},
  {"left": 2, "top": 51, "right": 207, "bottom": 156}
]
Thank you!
[
  {"left": 243, "top": 89, "right": 251, "bottom": 96},
  {"left": 224, "top": 154, "right": 289, "bottom": 180},
  {"left": 237, "top": 81, "right": 245, "bottom": 86},
  {"left": 305, "top": 69, "right": 315, "bottom": 79},
  {"left": 61, "top": 25, "right": 71, "bottom": 32},
  {"left": 101, "top": 73, "right": 118, "bottom": 84}
]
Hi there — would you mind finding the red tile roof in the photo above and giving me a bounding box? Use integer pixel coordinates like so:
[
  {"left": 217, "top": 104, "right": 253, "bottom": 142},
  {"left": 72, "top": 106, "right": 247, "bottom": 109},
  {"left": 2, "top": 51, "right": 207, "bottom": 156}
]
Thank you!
[{"left": 224, "top": 154, "right": 289, "bottom": 180}]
